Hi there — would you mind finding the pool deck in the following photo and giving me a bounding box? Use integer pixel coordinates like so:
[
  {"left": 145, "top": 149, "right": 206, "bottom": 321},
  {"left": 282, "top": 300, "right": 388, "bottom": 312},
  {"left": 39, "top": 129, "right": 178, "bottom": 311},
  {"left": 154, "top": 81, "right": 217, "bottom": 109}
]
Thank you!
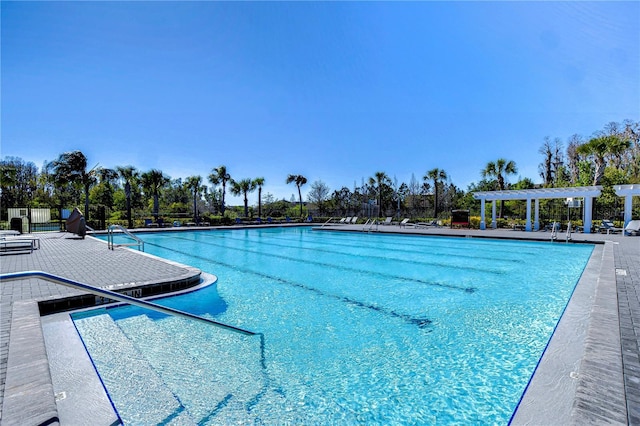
[{"left": 0, "top": 224, "right": 638, "bottom": 424}]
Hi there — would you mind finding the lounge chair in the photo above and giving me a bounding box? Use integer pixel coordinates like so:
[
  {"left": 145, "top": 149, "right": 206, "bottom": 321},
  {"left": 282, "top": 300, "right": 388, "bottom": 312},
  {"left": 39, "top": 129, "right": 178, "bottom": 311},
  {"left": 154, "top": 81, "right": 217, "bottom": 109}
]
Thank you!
[
  {"left": 399, "top": 218, "right": 415, "bottom": 227},
  {"left": 344, "top": 217, "right": 352, "bottom": 224},
  {"left": 624, "top": 220, "right": 640, "bottom": 236},
  {"left": 600, "top": 219, "right": 623, "bottom": 234},
  {"left": 350, "top": 217, "right": 358, "bottom": 224},
  {"left": 379, "top": 217, "right": 393, "bottom": 226}
]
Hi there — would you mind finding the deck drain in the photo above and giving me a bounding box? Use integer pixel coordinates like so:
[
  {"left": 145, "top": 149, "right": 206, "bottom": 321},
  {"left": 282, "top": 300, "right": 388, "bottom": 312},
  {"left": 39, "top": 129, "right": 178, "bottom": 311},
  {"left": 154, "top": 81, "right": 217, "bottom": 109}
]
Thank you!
[
  {"left": 616, "top": 269, "right": 628, "bottom": 276},
  {"left": 55, "top": 391, "right": 67, "bottom": 401}
]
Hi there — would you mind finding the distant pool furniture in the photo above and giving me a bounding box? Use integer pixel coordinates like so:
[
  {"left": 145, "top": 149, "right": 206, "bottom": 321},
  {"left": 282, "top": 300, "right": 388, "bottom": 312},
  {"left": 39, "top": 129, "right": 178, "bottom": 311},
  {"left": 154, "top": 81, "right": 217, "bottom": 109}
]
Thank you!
[
  {"left": 380, "top": 217, "right": 393, "bottom": 226},
  {"left": 416, "top": 220, "right": 438, "bottom": 228},
  {"left": 173, "top": 221, "right": 181, "bottom": 227},
  {"left": 0, "top": 237, "right": 39, "bottom": 255},
  {"left": 350, "top": 217, "right": 358, "bottom": 224},
  {"left": 398, "top": 218, "right": 417, "bottom": 228},
  {"left": 599, "top": 219, "right": 623, "bottom": 234},
  {"left": 540, "top": 222, "right": 560, "bottom": 232},
  {"left": 624, "top": 220, "right": 640, "bottom": 236}
]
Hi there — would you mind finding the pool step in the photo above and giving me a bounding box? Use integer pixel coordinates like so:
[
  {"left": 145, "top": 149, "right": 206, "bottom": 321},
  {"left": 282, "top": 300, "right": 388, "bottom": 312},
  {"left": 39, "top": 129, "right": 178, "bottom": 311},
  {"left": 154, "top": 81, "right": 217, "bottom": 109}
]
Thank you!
[
  {"left": 157, "top": 316, "right": 271, "bottom": 421},
  {"left": 116, "top": 315, "right": 238, "bottom": 423},
  {"left": 73, "top": 313, "right": 197, "bottom": 425}
]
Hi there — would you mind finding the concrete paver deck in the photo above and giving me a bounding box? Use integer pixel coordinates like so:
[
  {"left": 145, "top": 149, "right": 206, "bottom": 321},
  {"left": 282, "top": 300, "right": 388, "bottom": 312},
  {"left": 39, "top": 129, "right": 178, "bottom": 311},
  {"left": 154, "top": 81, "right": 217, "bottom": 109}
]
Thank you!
[
  {"left": 0, "top": 225, "right": 638, "bottom": 424},
  {"left": 0, "top": 231, "right": 201, "bottom": 423}
]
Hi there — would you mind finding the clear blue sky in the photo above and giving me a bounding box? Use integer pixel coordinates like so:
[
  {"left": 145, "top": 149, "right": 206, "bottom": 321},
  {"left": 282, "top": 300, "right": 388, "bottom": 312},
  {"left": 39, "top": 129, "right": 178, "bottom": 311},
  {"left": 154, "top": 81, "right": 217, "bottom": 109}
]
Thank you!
[{"left": 2, "top": 1, "right": 639, "bottom": 204}]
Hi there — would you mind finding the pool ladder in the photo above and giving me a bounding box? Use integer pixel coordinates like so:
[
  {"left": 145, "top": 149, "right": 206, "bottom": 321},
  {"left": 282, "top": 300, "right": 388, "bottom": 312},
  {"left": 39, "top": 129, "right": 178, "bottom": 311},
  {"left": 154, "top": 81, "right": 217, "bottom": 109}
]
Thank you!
[
  {"left": 362, "top": 219, "right": 378, "bottom": 233},
  {"left": 107, "top": 224, "right": 145, "bottom": 251}
]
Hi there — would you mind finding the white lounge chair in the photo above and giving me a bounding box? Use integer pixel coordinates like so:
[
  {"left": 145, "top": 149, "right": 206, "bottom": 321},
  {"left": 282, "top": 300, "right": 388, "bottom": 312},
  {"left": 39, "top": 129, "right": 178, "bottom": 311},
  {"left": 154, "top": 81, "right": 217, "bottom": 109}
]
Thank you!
[
  {"left": 379, "top": 217, "right": 392, "bottom": 226},
  {"left": 350, "top": 216, "right": 358, "bottom": 224},
  {"left": 600, "top": 219, "right": 623, "bottom": 234},
  {"left": 624, "top": 220, "right": 640, "bottom": 236},
  {"left": 399, "top": 218, "right": 416, "bottom": 228}
]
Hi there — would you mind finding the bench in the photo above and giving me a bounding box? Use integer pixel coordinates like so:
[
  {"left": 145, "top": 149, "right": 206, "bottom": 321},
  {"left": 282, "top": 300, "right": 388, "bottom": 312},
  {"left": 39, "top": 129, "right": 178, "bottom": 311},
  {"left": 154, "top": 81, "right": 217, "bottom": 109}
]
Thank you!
[{"left": 0, "top": 238, "right": 38, "bottom": 255}]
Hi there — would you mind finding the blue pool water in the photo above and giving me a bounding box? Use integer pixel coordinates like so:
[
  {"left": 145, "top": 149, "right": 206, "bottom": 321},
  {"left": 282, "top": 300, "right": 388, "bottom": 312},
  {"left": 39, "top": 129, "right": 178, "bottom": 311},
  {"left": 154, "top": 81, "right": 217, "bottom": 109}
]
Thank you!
[{"left": 77, "top": 228, "right": 594, "bottom": 424}]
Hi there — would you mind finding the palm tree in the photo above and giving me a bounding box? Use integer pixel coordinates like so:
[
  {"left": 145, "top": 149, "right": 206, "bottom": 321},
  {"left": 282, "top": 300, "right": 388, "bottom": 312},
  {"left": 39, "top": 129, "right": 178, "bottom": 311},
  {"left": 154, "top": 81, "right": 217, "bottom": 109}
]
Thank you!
[
  {"left": 230, "top": 178, "right": 257, "bottom": 217},
  {"left": 286, "top": 174, "right": 308, "bottom": 217},
  {"left": 185, "top": 175, "right": 203, "bottom": 223},
  {"left": 481, "top": 158, "right": 517, "bottom": 218},
  {"left": 208, "top": 166, "right": 231, "bottom": 214},
  {"left": 51, "top": 150, "right": 97, "bottom": 220},
  {"left": 577, "top": 135, "right": 631, "bottom": 185},
  {"left": 253, "top": 177, "right": 265, "bottom": 217},
  {"left": 117, "top": 166, "right": 139, "bottom": 228},
  {"left": 141, "top": 169, "right": 169, "bottom": 220},
  {"left": 367, "top": 171, "right": 390, "bottom": 217},
  {"left": 424, "top": 168, "right": 448, "bottom": 218}
]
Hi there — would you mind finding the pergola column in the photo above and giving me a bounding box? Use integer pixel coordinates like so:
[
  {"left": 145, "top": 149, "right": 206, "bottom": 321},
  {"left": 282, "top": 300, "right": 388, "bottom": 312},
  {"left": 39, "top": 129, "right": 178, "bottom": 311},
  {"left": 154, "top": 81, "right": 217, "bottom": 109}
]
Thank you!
[
  {"left": 525, "top": 198, "right": 532, "bottom": 231},
  {"left": 583, "top": 197, "right": 593, "bottom": 233},
  {"left": 480, "top": 199, "right": 486, "bottom": 230},
  {"left": 623, "top": 195, "right": 633, "bottom": 228},
  {"left": 614, "top": 185, "right": 640, "bottom": 229},
  {"left": 534, "top": 199, "right": 540, "bottom": 231},
  {"left": 491, "top": 200, "right": 497, "bottom": 229}
]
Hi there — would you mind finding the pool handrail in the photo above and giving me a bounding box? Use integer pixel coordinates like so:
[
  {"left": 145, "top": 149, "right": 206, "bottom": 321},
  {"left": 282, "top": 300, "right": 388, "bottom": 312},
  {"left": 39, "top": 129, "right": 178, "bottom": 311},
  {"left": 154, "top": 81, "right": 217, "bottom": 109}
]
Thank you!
[
  {"left": 0, "top": 270, "right": 256, "bottom": 336},
  {"left": 107, "top": 224, "right": 144, "bottom": 251}
]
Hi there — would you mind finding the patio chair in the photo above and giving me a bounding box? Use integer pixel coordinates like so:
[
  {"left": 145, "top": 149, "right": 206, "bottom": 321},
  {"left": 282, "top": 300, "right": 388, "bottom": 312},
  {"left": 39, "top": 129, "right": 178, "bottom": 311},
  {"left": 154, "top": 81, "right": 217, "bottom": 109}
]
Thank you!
[
  {"left": 350, "top": 217, "right": 358, "bottom": 224},
  {"left": 600, "top": 219, "right": 623, "bottom": 234},
  {"left": 624, "top": 220, "right": 640, "bottom": 236}
]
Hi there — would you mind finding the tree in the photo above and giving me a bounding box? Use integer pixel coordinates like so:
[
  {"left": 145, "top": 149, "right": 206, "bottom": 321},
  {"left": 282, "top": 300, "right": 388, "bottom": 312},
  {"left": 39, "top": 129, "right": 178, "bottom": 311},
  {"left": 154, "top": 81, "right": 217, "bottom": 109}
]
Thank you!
[
  {"left": 0, "top": 157, "right": 38, "bottom": 217},
  {"left": 116, "top": 166, "right": 138, "bottom": 228},
  {"left": 481, "top": 158, "right": 517, "bottom": 218},
  {"left": 253, "top": 177, "right": 265, "bottom": 217},
  {"left": 230, "top": 178, "right": 257, "bottom": 217},
  {"left": 307, "top": 180, "right": 331, "bottom": 215},
  {"left": 566, "top": 134, "right": 584, "bottom": 185},
  {"left": 577, "top": 135, "right": 630, "bottom": 186},
  {"left": 286, "top": 174, "right": 308, "bottom": 217},
  {"left": 368, "top": 171, "right": 391, "bottom": 217},
  {"left": 424, "top": 168, "right": 448, "bottom": 218},
  {"left": 538, "top": 137, "right": 564, "bottom": 187},
  {"left": 185, "top": 175, "right": 204, "bottom": 223},
  {"left": 208, "top": 166, "right": 231, "bottom": 214},
  {"left": 51, "top": 151, "right": 98, "bottom": 220},
  {"left": 141, "top": 169, "right": 169, "bottom": 220}
]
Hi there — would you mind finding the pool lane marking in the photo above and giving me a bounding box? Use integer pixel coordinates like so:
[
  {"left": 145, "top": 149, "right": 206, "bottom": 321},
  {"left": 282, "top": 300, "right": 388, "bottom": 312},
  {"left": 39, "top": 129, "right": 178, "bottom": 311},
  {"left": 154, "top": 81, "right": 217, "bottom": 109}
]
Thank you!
[
  {"left": 143, "top": 240, "right": 436, "bottom": 330},
  {"left": 151, "top": 234, "right": 477, "bottom": 293},
  {"left": 298, "top": 231, "right": 546, "bottom": 257},
  {"left": 226, "top": 234, "right": 519, "bottom": 272}
]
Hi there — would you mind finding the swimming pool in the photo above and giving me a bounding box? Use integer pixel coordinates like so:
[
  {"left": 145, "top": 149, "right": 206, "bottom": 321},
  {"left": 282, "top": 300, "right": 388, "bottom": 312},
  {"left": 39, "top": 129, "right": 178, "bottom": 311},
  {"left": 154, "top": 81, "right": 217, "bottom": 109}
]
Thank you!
[{"left": 77, "top": 227, "right": 594, "bottom": 424}]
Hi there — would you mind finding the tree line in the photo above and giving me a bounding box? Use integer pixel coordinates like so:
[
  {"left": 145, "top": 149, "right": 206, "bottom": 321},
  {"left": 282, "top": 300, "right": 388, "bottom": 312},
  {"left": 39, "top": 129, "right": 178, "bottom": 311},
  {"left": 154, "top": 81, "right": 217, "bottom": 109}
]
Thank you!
[{"left": 1, "top": 119, "right": 638, "bottom": 229}]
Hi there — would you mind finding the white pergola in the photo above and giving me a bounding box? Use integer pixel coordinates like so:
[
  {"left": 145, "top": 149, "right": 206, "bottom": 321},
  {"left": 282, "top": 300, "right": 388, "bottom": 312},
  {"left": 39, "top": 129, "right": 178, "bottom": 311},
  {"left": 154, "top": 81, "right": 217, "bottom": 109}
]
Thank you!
[{"left": 473, "top": 184, "right": 640, "bottom": 233}]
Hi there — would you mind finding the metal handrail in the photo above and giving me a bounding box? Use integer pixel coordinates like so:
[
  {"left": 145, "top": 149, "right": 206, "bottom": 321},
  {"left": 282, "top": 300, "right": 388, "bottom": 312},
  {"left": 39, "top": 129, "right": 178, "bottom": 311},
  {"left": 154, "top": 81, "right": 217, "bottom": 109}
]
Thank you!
[
  {"left": 0, "top": 270, "right": 256, "bottom": 336},
  {"left": 107, "top": 224, "right": 144, "bottom": 251},
  {"left": 362, "top": 219, "right": 378, "bottom": 232},
  {"left": 320, "top": 217, "right": 335, "bottom": 228}
]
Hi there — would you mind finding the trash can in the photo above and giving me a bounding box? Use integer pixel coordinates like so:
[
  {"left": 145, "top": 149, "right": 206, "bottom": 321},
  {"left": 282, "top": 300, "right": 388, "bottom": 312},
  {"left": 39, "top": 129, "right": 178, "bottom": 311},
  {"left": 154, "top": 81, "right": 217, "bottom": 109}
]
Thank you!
[{"left": 10, "top": 217, "right": 23, "bottom": 234}]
